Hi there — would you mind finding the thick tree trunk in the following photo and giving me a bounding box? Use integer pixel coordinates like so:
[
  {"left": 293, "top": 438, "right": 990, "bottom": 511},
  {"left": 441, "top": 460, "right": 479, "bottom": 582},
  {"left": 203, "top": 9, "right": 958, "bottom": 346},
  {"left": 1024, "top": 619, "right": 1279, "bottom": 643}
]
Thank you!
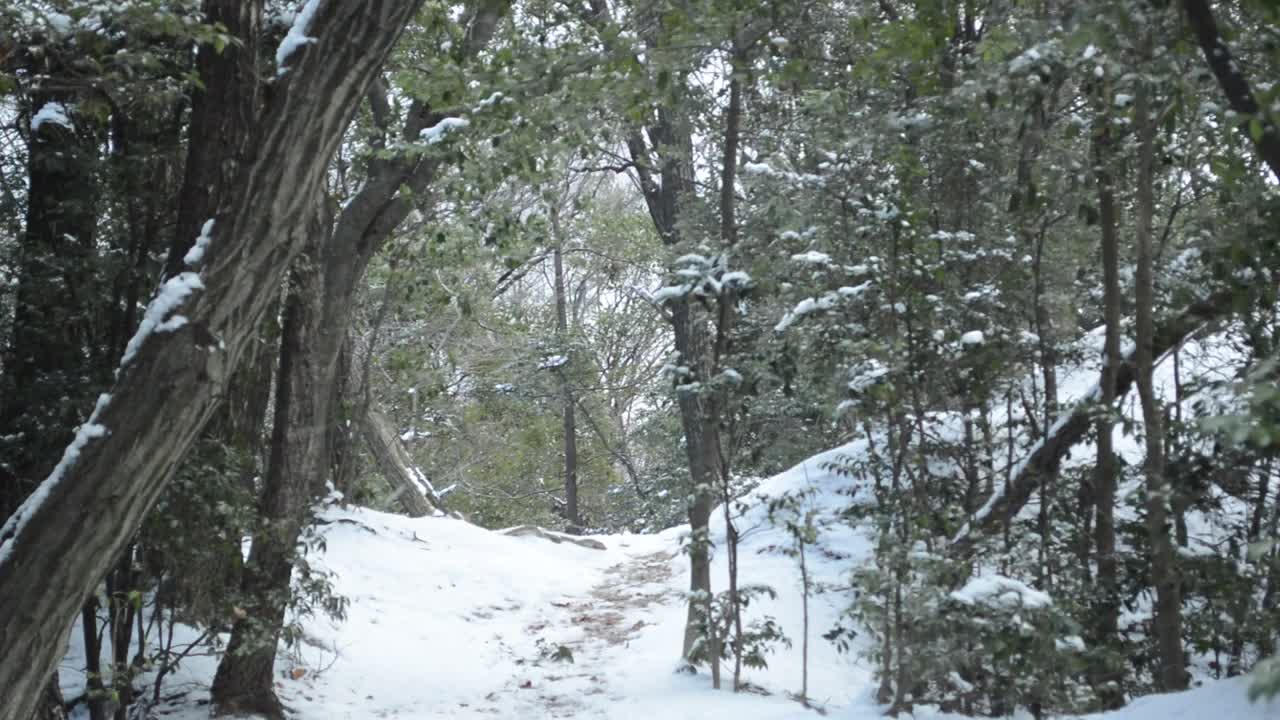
[
  {"left": 211, "top": 214, "right": 338, "bottom": 716},
  {"left": 0, "top": 4, "right": 425, "bottom": 717},
  {"left": 1, "top": 61, "right": 108, "bottom": 720},
  {"left": 0, "top": 87, "right": 104, "bottom": 517},
  {"left": 210, "top": 4, "right": 506, "bottom": 710},
  {"left": 1134, "top": 57, "right": 1187, "bottom": 693},
  {"left": 360, "top": 407, "right": 439, "bottom": 517},
  {"left": 166, "top": 0, "right": 263, "bottom": 277}
]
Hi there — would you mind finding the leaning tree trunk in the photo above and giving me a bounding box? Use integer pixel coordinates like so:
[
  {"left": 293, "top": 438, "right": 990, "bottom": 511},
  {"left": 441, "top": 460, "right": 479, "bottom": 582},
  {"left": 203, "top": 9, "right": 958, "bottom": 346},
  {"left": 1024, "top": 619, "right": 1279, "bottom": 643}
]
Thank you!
[
  {"left": 947, "top": 285, "right": 1238, "bottom": 557},
  {"left": 360, "top": 406, "right": 439, "bottom": 517},
  {"left": 1181, "top": 0, "right": 1280, "bottom": 182},
  {"left": 0, "top": 3, "right": 425, "bottom": 717},
  {"left": 209, "top": 3, "right": 507, "bottom": 711}
]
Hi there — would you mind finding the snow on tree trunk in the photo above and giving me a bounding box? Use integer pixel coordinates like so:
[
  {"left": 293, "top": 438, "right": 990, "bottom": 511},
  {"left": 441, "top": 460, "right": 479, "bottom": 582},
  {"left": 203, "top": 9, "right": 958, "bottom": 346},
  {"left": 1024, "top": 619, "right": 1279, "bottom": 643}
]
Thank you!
[
  {"left": 0, "top": 3, "right": 425, "bottom": 717},
  {"left": 361, "top": 406, "right": 439, "bottom": 518}
]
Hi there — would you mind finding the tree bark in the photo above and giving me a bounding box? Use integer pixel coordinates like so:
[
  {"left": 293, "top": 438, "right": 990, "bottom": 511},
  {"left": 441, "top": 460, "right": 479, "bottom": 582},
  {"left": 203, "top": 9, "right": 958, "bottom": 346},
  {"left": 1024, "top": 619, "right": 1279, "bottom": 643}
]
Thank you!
[
  {"left": 630, "top": 102, "right": 717, "bottom": 661},
  {"left": 209, "top": 207, "right": 336, "bottom": 716},
  {"left": 551, "top": 217, "right": 582, "bottom": 532},
  {"left": 209, "top": 3, "right": 506, "bottom": 709},
  {"left": 644, "top": 99, "right": 718, "bottom": 671},
  {"left": 1134, "top": 50, "right": 1187, "bottom": 692},
  {"left": 0, "top": 3, "right": 425, "bottom": 716},
  {"left": 28, "top": 675, "right": 66, "bottom": 720},
  {"left": 166, "top": 0, "right": 263, "bottom": 277},
  {"left": 360, "top": 406, "right": 439, "bottom": 517},
  {"left": 1090, "top": 99, "right": 1124, "bottom": 708},
  {"left": 1, "top": 55, "right": 109, "bottom": 720},
  {"left": 576, "top": 0, "right": 716, "bottom": 661},
  {"left": 0, "top": 86, "right": 104, "bottom": 517}
]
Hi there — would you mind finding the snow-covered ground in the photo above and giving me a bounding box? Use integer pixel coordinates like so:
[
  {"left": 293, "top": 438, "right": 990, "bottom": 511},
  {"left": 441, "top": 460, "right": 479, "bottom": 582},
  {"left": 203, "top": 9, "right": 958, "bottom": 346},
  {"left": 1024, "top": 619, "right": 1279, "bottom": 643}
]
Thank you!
[{"left": 57, "top": 437, "right": 1280, "bottom": 719}]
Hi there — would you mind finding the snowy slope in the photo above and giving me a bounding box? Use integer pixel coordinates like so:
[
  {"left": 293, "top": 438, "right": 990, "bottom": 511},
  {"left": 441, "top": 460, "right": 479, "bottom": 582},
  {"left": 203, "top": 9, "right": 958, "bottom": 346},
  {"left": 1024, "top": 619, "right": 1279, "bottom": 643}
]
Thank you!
[{"left": 58, "top": 425, "right": 1275, "bottom": 719}]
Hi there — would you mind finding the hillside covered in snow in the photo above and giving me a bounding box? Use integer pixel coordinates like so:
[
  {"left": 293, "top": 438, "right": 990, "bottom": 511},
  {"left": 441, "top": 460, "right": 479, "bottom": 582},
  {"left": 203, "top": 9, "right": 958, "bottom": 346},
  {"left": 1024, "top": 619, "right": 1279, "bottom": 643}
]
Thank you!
[{"left": 56, "top": 433, "right": 1280, "bottom": 719}]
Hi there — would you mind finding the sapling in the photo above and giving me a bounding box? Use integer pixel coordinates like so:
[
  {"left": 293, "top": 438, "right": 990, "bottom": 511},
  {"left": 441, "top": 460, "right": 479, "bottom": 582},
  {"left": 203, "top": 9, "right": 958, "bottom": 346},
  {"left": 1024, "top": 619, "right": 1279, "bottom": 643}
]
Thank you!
[{"left": 767, "top": 482, "right": 820, "bottom": 706}]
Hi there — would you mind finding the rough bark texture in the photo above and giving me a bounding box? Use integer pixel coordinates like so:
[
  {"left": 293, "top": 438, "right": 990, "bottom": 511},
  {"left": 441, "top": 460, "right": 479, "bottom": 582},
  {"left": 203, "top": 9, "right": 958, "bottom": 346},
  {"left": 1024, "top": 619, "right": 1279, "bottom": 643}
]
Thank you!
[
  {"left": 0, "top": 3, "right": 424, "bottom": 717},
  {"left": 2, "top": 56, "right": 110, "bottom": 720},
  {"left": 361, "top": 406, "right": 439, "bottom": 517},
  {"left": 210, "top": 209, "right": 337, "bottom": 716},
  {"left": 166, "top": 0, "right": 263, "bottom": 277},
  {"left": 208, "top": 3, "right": 506, "bottom": 708}
]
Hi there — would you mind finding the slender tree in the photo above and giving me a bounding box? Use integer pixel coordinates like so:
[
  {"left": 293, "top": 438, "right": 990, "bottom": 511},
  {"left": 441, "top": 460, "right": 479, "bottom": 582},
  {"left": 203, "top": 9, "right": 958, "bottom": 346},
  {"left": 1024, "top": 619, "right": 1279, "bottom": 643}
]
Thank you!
[
  {"left": 1090, "top": 80, "right": 1125, "bottom": 707},
  {"left": 1134, "top": 26, "right": 1187, "bottom": 692}
]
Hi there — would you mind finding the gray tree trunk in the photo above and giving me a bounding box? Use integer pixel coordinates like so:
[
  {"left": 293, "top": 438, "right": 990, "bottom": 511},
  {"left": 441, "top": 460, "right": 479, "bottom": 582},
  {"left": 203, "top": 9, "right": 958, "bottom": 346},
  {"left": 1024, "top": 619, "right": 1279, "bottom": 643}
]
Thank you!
[
  {"left": 1134, "top": 43, "right": 1187, "bottom": 692},
  {"left": 165, "top": 0, "right": 263, "bottom": 277},
  {"left": 208, "top": 3, "right": 506, "bottom": 710},
  {"left": 1090, "top": 94, "right": 1125, "bottom": 708},
  {"left": 576, "top": 0, "right": 717, "bottom": 663},
  {"left": 209, "top": 208, "right": 338, "bottom": 716},
  {"left": 638, "top": 109, "right": 718, "bottom": 666},
  {"left": 551, "top": 223, "right": 581, "bottom": 532},
  {"left": 0, "top": 3, "right": 425, "bottom": 717}
]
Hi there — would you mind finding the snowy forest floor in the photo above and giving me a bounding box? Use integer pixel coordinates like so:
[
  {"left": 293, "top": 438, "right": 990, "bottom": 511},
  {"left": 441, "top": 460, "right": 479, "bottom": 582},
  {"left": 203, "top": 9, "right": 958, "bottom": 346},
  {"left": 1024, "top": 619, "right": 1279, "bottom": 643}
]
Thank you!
[
  {"left": 59, "top": 447, "right": 1280, "bottom": 719},
  {"left": 110, "top": 506, "right": 859, "bottom": 720}
]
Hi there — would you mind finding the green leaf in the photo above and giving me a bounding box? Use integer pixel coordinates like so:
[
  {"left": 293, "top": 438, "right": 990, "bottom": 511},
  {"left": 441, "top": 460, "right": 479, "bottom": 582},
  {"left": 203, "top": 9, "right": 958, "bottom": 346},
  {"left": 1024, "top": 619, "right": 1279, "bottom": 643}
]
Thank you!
[{"left": 1250, "top": 117, "right": 1266, "bottom": 144}]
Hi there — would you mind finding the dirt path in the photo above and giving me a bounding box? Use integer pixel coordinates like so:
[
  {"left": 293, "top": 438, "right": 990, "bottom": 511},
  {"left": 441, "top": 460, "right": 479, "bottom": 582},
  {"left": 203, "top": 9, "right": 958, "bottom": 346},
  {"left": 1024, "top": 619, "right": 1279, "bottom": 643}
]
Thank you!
[{"left": 474, "top": 549, "right": 678, "bottom": 718}]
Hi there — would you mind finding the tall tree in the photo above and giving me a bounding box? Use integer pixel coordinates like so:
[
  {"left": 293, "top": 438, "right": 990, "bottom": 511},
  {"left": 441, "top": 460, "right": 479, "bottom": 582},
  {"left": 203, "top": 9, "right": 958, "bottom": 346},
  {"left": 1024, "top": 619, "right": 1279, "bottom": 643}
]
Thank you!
[
  {"left": 1089, "top": 78, "right": 1125, "bottom": 707},
  {"left": 576, "top": 0, "right": 716, "bottom": 661},
  {"left": 1134, "top": 24, "right": 1186, "bottom": 692},
  {"left": 209, "top": 2, "right": 508, "bottom": 712},
  {"left": 0, "top": 2, "right": 426, "bottom": 715},
  {"left": 550, "top": 204, "right": 582, "bottom": 532}
]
